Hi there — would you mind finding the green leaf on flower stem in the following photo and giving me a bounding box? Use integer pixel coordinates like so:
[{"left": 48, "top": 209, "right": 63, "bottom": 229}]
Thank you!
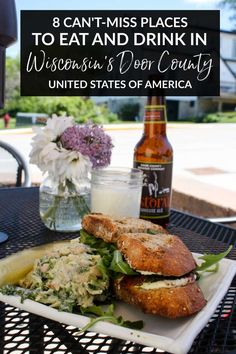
[{"left": 196, "top": 245, "right": 233, "bottom": 272}]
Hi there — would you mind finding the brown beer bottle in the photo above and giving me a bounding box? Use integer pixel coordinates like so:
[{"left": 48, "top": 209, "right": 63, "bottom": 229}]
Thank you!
[{"left": 133, "top": 96, "right": 173, "bottom": 227}]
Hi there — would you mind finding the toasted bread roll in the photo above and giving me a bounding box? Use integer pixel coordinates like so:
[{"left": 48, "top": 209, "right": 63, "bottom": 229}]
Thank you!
[
  {"left": 117, "top": 233, "right": 196, "bottom": 276},
  {"left": 82, "top": 213, "right": 166, "bottom": 243},
  {"left": 114, "top": 275, "right": 206, "bottom": 318}
]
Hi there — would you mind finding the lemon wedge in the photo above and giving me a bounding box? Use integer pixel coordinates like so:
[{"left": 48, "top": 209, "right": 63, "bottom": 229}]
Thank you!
[{"left": 0, "top": 240, "right": 71, "bottom": 286}]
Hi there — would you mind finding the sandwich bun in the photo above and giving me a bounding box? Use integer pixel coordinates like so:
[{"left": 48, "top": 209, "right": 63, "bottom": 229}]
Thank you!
[
  {"left": 82, "top": 213, "right": 167, "bottom": 243},
  {"left": 114, "top": 274, "right": 206, "bottom": 318},
  {"left": 117, "top": 233, "right": 196, "bottom": 277}
]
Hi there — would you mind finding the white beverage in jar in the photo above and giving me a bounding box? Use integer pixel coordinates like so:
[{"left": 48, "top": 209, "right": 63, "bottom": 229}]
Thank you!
[
  {"left": 91, "top": 168, "right": 143, "bottom": 218},
  {"left": 91, "top": 184, "right": 142, "bottom": 217}
]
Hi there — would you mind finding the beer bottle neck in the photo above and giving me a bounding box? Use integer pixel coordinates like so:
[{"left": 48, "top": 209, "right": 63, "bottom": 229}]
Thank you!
[{"left": 143, "top": 97, "right": 167, "bottom": 136}]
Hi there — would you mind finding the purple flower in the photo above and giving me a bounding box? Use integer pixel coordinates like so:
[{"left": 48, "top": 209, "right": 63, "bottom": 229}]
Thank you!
[{"left": 61, "top": 123, "right": 113, "bottom": 168}]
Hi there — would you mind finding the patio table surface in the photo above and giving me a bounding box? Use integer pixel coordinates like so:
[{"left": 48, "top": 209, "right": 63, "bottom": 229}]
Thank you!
[{"left": 0, "top": 187, "right": 236, "bottom": 354}]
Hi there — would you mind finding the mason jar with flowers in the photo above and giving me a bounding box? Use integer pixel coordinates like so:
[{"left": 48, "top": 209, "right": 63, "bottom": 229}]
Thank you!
[{"left": 30, "top": 116, "right": 113, "bottom": 232}]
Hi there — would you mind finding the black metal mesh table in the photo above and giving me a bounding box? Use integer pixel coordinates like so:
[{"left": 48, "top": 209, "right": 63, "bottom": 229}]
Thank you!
[{"left": 0, "top": 187, "right": 236, "bottom": 354}]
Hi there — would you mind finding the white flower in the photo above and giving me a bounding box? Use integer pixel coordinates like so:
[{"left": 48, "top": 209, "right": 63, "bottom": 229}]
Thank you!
[{"left": 30, "top": 116, "right": 92, "bottom": 182}]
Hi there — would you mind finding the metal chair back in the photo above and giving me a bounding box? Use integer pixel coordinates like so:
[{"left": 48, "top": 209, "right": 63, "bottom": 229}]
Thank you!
[{"left": 0, "top": 140, "right": 31, "bottom": 187}]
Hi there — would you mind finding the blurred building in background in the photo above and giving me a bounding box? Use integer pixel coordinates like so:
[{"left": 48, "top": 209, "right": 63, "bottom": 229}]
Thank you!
[{"left": 93, "top": 30, "right": 236, "bottom": 121}]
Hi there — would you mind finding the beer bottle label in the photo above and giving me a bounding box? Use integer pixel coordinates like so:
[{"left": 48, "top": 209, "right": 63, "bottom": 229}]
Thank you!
[
  {"left": 134, "top": 161, "right": 172, "bottom": 219},
  {"left": 144, "top": 105, "right": 167, "bottom": 124}
]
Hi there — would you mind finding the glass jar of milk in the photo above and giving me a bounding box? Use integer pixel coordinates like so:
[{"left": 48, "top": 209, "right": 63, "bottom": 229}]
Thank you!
[{"left": 91, "top": 168, "right": 143, "bottom": 218}]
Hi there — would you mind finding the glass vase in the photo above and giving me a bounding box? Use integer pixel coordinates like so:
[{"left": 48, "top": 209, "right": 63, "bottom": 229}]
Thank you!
[{"left": 39, "top": 176, "right": 90, "bottom": 232}]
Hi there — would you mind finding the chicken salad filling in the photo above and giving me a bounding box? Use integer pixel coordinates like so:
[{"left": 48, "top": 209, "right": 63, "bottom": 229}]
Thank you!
[{"left": 3, "top": 240, "right": 109, "bottom": 312}]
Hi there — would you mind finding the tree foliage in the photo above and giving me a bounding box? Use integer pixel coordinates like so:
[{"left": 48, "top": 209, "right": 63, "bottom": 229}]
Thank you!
[
  {"left": 220, "top": 0, "right": 236, "bottom": 28},
  {"left": 5, "top": 56, "right": 20, "bottom": 102},
  {"left": 1, "top": 57, "right": 118, "bottom": 124}
]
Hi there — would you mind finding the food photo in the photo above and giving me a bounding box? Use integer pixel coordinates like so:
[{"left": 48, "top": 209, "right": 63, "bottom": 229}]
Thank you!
[
  {"left": 0, "top": 213, "right": 234, "bottom": 354},
  {"left": 0, "top": 0, "right": 236, "bottom": 354}
]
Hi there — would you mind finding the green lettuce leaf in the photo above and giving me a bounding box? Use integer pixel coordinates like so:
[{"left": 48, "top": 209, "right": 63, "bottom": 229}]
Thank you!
[
  {"left": 196, "top": 245, "right": 233, "bottom": 272},
  {"left": 110, "top": 250, "right": 138, "bottom": 275},
  {"left": 80, "top": 230, "right": 137, "bottom": 275},
  {"left": 79, "top": 303, "right": 143, "bottom": 333},
  {"left": 81, "top": 304, "right": 114, "bottom": 317},
  {"left": 80, "top": 229, "right": 116, "bottom": 253},
  {"left": 147, "top": 229, "right": 158, "bottom": 235}
]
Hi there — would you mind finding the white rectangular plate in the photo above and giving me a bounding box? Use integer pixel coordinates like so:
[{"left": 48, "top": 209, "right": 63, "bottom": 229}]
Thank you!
[{"left": 0, "top": 253, "right": 236, "bottom": 354}]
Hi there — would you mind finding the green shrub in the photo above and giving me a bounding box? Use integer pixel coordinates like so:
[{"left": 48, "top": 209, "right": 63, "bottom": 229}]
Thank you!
[
  {"left": 185, "top": 112, "right": 236, "bottom": 124},
  {"left": 1, "top": 96, "right": 119, "bottom": 124},
  {"left": 118, "top": 103, "right": 140, "bottom": 121},
  {"left": 0, "top": 57, "right": 119, "bottom": 124},
  {"left": 185, "top": 116, "right": 204, "bottom": 123},
  {"left": 202, "top": 114, "right": 220, "bottom": 123},
  {"left": 202, "top": 112, "right": 236, "bottom": 123}
]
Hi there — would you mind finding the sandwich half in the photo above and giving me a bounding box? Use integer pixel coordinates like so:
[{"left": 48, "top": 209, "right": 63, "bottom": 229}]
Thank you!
[
  {"left": 82, "top": 213, "right": 167, "bottom": 243},
  {"left": 114, "top": 273, "right": 206, "bottom": 318},
  {"left": 117, "top": 232, "right": 196, "bottom": 277},
  {"left": 81, "top": 213, "right": 206, "bottom": 318},
  {"left": 114, "top": 233, "right": 206, "bottom": 318}
]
